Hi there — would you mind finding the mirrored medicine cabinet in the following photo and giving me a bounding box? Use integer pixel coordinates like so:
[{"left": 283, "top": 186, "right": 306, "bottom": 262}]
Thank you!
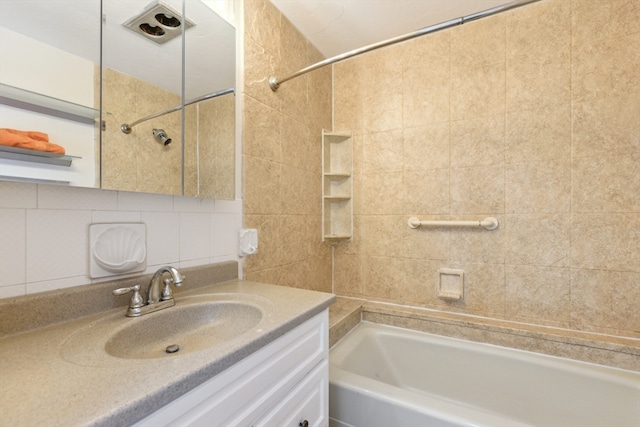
[{"left": 0, "top": 0, "right": 236, "bottom": 199}]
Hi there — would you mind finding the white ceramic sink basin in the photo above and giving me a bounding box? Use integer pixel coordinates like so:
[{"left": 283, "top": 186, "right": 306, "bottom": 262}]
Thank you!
[{"left": 61, "top": 293, "right": 271, "bottom": 364}]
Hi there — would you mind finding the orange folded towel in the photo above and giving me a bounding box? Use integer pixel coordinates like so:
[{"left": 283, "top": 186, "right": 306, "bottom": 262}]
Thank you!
[{"left": 0, "top": 128, "right": 65, "bottom": 154}]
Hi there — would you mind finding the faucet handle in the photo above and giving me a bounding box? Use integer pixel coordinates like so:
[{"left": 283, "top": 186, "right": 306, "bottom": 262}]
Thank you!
[
  {"left": 161, "top": 278, "right": 173, "bottom": 301},
  {"left": 113, "top": 284, "right": 144, "bottom": 309}
]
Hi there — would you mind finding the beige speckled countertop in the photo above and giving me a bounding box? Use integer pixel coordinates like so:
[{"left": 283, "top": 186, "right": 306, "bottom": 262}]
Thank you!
[{"left": 0, "top": 265, "right": 335, "bottom": 427}]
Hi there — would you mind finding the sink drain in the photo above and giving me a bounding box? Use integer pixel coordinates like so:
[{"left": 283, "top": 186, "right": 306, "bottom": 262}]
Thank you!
[{"left": 165, "top": 344, "right": 180, "bottom": 354}]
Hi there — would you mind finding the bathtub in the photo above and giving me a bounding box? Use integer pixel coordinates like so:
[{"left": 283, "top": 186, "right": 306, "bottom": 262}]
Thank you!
[{"left": 329, "top": 322, "right": 640, "bottom": 427}]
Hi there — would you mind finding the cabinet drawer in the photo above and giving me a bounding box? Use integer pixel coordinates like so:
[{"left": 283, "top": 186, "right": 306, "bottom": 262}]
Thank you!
[
  {"left": 134, "top": 311, "right": 328, "bottom": 427},
  {"left": 253, "top": 360, "right": 328, "bottom": 427}
]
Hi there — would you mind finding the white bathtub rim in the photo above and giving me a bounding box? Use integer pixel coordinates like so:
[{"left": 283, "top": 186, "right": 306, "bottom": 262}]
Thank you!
[
  {"left": 332, "top": 321, "right": 640, "bottom": 379},
  {"left": 329, "top": 321, "right": 640, "bottom": 427},
  {"left": 330, "top": 368, "right": 531, "bottom": 427}
]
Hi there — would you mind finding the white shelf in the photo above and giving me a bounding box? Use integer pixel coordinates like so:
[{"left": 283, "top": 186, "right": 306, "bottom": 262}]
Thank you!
[
  {"left": 322, "top": 130, "right": 353, "bottom": 243},
  {"left": 0, "top": 84, "right": 94, "bottom": 169},
  {"left": 0, "top": 83, "right": 98, "bottom": 125},
  {"left": 0, "top": 145, "right": 80, "bottom": 167}
]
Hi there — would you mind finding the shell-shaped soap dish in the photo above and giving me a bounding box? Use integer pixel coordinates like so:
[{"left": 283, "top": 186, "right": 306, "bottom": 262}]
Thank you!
[{"left": 93, "top": 225, "right": 146, "bottom": 273}]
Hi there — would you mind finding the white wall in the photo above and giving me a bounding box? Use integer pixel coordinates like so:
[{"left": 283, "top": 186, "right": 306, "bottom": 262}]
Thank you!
[
  {"left": 0, "top": 181, "right": 242, "bottom": 298},
  {"left": 0, "top": 27, "right": 95, "bottom": 106}
]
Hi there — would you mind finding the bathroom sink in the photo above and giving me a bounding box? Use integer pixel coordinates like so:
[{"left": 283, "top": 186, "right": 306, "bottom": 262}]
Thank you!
[
  {"left": 106, "top": 301, "right": 263, "bottom": 359},
  {"left": 61, "top": 294, "right": 270, "bottom": 364}
]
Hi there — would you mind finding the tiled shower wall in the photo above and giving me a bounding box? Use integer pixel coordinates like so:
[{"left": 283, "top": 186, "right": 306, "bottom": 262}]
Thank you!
[
  {"left": 333, "top": 0, "right": 639, "bottom": 338},
  {"left": 241, "top": 0, "right": 333, "bottom": 292}
]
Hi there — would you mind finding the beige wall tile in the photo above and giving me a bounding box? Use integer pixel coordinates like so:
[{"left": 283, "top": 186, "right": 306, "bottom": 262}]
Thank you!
[
  {"left": 359, "top": 215, "right": 405, "bottom": 258},
  {"left": 505, "top": 104, "right": 571, "bottom": 164},
  {"left": 450, "top": 14, "right": 505, "bottom": 67},
  {"left": 404, "top": 215, "right": 450, "bottom": 261},
  {"left": 280, "top": 74, "right": 310, "bottom": 122},
  {"left": 303, "top": 255, "right": 332, "bottom": 292},
  {"left": 451, "top": 62, "right": 505, "bottom": 121},
  {"left": 571, "top": 94, "right": 640, "bottom": 158},
  {"left": 572, "top": 32, "right": 640, "bottom": 103},
  {"left": 361, "top": 255, "right": 407, "bottom": 302},
  {"left": 281, "top": 117, "right": 315, "bottom": 171},
  {"left": 402, "top": 258, "right": 446, "bottom": 307},
  {"left": 243, "top": 155, "right": 281, "bottom": 214},
  {"left": 278, "top": 15, "right": 308, "bottom": 71},
  {"left": 335, "top": 214, "right": 362, "bottom": 256},
  {"left": 571, "top": 213, "right": 640, "bottom": 272},
  {"left": 450, "top": 114, "right": 505, "bottom": 168},
  {"left": 362, "top": 130, "right": 404, "bottom": 174},
  {"left": 243, "top": 214, "right": 284, "bottom": 273},
  {"left": 333, "top": 59, "right": 363, "bottom": 134},
  {"left": 362, "top": 47, "right": 403, "bottom": 133},
  {"left": 243, "top": 37, "right": 282, "bottom": 111},
  {"left": 359, "top": 172, "right": 404, "bottom": 215},
  {"left": 506, "top": 160, "right": 571, "bottom": 214},
  {"left": 450, "top": 165, "right": 504, "bottom": 214},
  {"left": 572, "top": 153, "right": 640, "bottom": 213},
  {"left": 505, "top": 214, "right": 570, "bottom": 267},
  {"left": 401, "top": 30, "right": 449, "bottom": 69},
  {"left": 333, "top": 254, "right": 363, "bottom": 296},
  {"left": 402, "top": 34, "right": 450, "bottom": 127},
  {"left": 571, "top": 268, "right": 640, "bottom": 336},
  {"left": 307, "top": 66, "right": 333, "bottom": 131},
  {"left": 402, "top": 123, "right": 450, "bottom": 171},
  {"left": 571, "top": 0, "right": 640, "bottom": 43},
  {"left": 445, "top": 261, "right": 506, "bottom": 318},
  {"left": 402, "top": 70, "right": 450, "bottom": 127},
  {"left": 404, "top": 169, "right": 450, "bottom": 215},
  {"left": 243, "top": 96, "right": 281, "bottom": 162},
  {"left": 450, "top": 215, "right": 505, "bottom": 264},
  {"left": 279, "top": 215, "right": 314, "bottom": 264},
  {"left": 506, "top": 0, "right": 571, "bottom": 111},
  {"left": 505, "top": 264, "right": 571, "bottom": 326},
  {"left": 280, "top": 165, "right": 319, "bottom": 216},
  {"left": 244, "top": 0, "right": 281, "bottom": 54}
]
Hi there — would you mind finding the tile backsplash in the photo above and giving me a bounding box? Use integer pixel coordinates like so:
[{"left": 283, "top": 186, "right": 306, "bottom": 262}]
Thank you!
[{"left": 0, "top": 181, "right": 241, "bottom": 298}]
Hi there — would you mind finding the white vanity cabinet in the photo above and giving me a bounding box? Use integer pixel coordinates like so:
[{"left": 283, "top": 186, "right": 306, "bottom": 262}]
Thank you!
[{"left": 134, "top": 311, "right": 329, "bottom": 427}]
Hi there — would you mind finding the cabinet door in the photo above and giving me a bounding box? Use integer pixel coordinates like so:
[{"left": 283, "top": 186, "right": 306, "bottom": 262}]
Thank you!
[
  {"left": 253, "top": 360, "right": 328, "bottom": 427},
  {"left": 133, "top": 311, "right": 328, "bottom": 427}
]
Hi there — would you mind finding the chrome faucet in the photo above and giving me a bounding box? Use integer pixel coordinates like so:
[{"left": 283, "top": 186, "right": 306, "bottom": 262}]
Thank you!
[
  {"left": 113, "top": 266, "right": 184, "bottom": 317},
  {"left": 147, "top": 266, "right": 183, "bottom": 304}
]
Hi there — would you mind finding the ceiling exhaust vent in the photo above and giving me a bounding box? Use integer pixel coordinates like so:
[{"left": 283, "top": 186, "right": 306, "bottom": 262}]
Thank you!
[{"left": 123, "top": 1, "right": 194, "bottom": 45}]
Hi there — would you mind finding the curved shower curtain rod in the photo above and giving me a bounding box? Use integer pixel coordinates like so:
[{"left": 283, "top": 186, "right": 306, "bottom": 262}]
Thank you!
[
  {"left": 120, "top": 87, "right": 235, "bottom": 134},
  {"left": 269, "top": 0, "right": 541, "bottom": 91}
]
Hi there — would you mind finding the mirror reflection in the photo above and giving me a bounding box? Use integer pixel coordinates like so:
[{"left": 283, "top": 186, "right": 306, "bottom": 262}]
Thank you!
[
  {"left": 0, "top": 0, "right": 101, "bottom": 187},
  {"left": 0, "top": 0, "right": 236, "bottom": 199}
]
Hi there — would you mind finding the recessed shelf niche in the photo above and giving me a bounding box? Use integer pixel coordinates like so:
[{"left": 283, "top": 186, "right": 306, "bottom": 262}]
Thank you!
[{"left": 322, "top": 130, "right": 353, "bottom": 243}]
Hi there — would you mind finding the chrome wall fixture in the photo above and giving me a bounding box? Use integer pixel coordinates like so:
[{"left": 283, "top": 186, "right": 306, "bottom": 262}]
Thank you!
[
  {"left": 120, "top": 87, "right": 234, "bottom": 134},
  {"left": 152, "top": 128, "right": 172, "bottom": 145},
  {"left": 268, "top": 0, "right": 542, "bottom": 91}
]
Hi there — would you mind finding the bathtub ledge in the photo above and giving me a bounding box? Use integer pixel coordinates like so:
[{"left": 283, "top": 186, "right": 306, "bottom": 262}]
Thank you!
[
  {"left": 361, "top": 302, "right": 640, "bottom": 371},
  {"left": 329, "top": 297, "right": 365, "bottom": 347}
]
